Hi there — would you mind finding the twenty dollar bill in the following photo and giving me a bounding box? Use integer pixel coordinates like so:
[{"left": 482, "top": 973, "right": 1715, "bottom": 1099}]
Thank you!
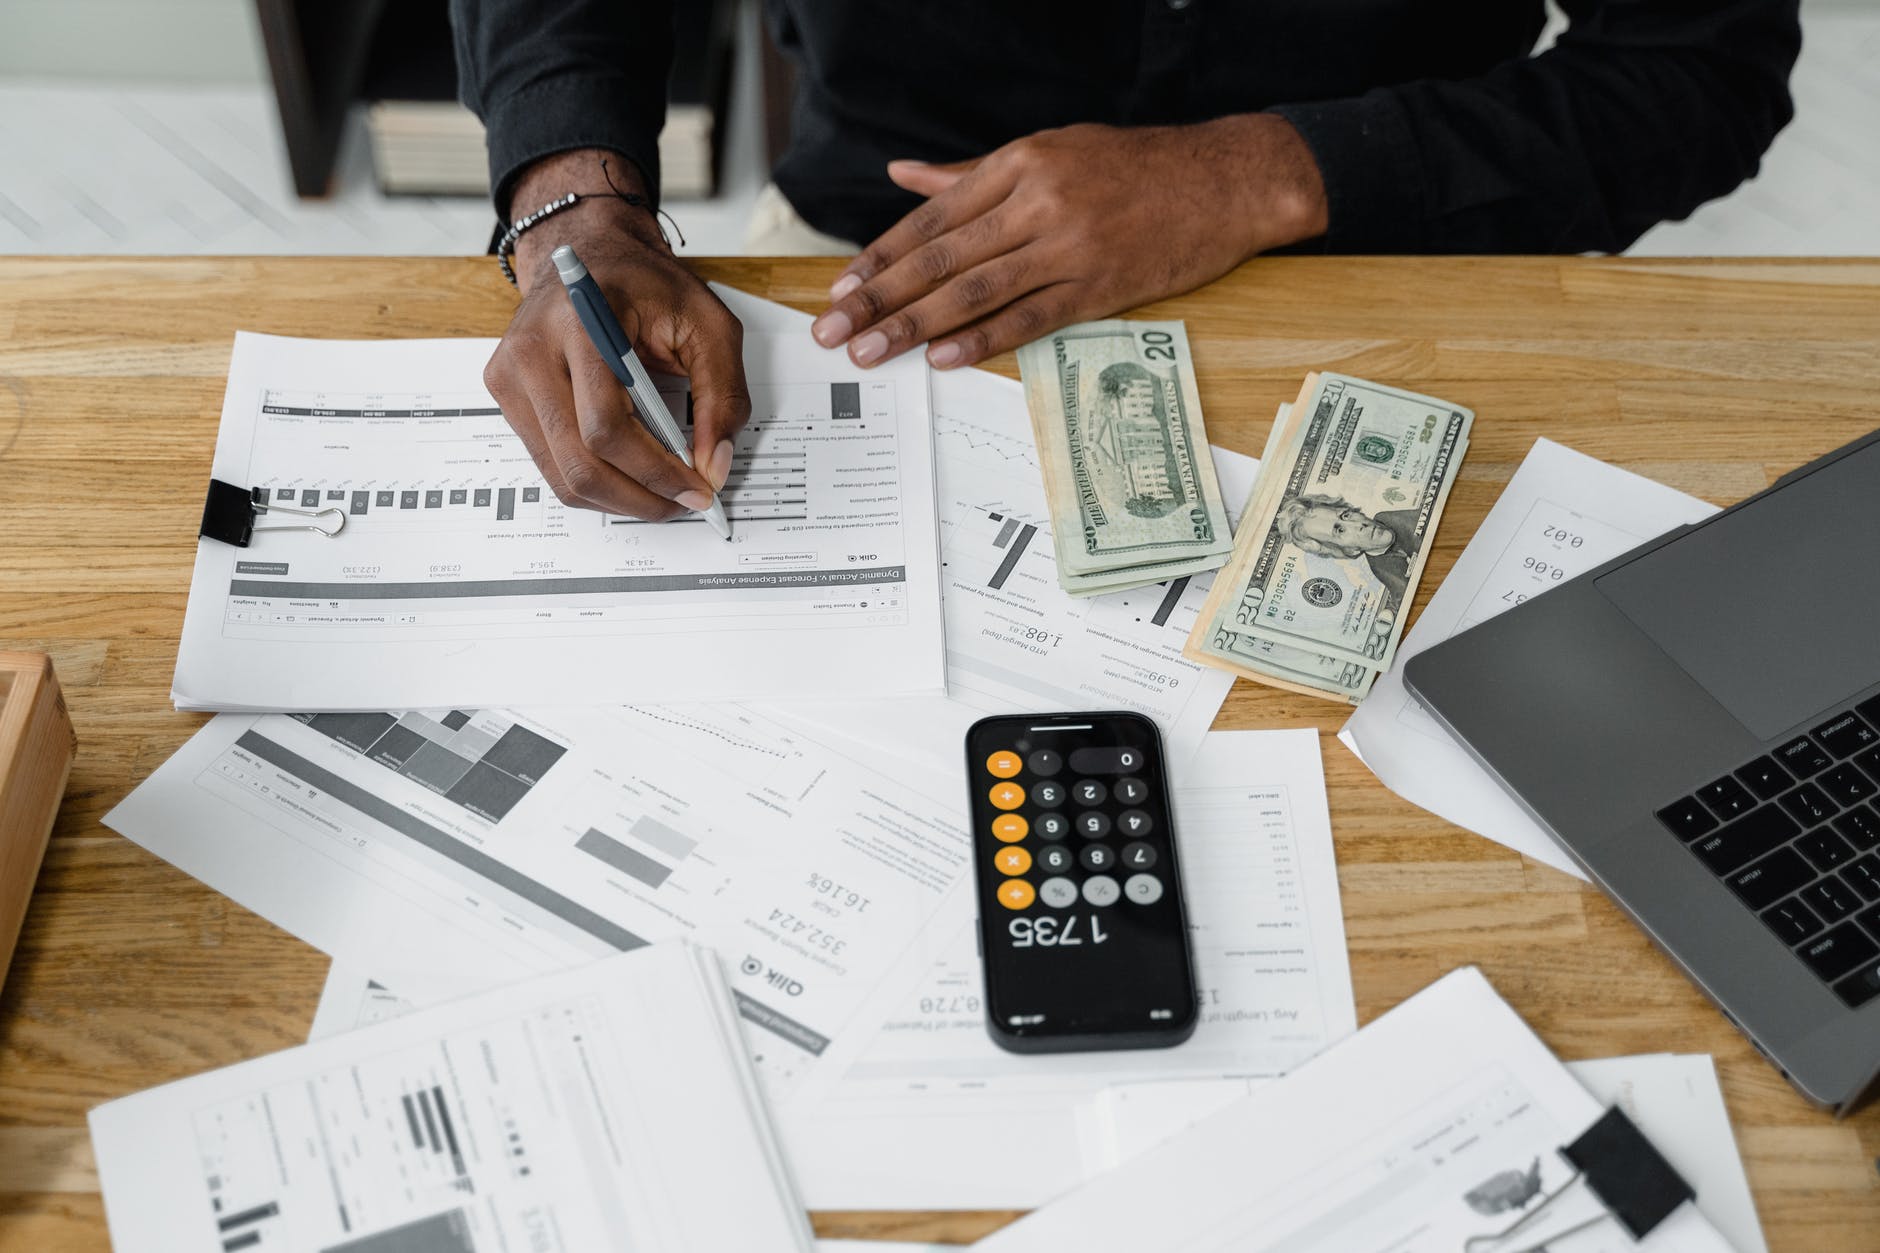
[
  {"left": 1018, "top": 321, "right": 1233, "bottom": 595},
  {"left": 1185, "top": 373, "right": 1473, "bottom": 701}
]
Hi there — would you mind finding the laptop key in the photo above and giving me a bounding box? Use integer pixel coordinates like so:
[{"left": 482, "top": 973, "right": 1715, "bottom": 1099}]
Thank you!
[
  {"left": 1819, "top": 762, "right": 1876, "bottom": 808},
  {"left": 1733, "top": 755, "right": 1793, "bottom": 801},
  {"left": 1798, "top": 922, "right": 1880, "bottom": 982},
  {"left": 1727, "top": 848, "right": 1815, "bottom": 910},
  {"left": 1655, "top": 796, "right": 1717, "bottom": 841},
  {"left": 1857, "top": 692, "right": 1880, "bottom": 730},
  {"left": 1798, "top": 827, "right": 1855, "bottom": 872},
  {"left": 1843, "top": 856, "right": 1880, "bottom": 902},
  {"left": 1832, "top": 959, "right": 1880, "bottom": 1009},
  {"left": 1802, "top": 877, "right": 1860, "bottom": 923},
  {"left": 1811, "top": 711, "right": 1877, "bottom": 759},
  {"left": 1692, "top": 805, "right": 1801, "bottom": 874},
  {"left": 1763, "top": 896, "right": 1824, "bottom": 946},
  {"left": 1833, "top": 804, "right": 1880, "bottom": 850},
  {"left": 1778, "top": 782, "right": 1838, "bottom": 828},
  {"left": 1858, "top": 903, "right": 1880, "bottom": 944},
  {"left": 1855, "top": 745, "right": 1880, "bottom": 785},
  {"left": 1775, "top": 735, "right": 1833, "bottom": 778},
  {"left": 1696, "top": 775, "right": 1756, "bottom": 820}
]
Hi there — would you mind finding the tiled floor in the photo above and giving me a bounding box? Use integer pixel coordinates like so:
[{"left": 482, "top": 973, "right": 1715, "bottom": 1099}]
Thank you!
[{"left": 1, "top": 5, "right": 1876, "bottom": 259}]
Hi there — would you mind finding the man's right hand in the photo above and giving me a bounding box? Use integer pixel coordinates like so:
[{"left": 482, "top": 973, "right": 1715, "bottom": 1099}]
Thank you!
[{"left": 485, "top": 149, "right": 751, "bottom": 519}]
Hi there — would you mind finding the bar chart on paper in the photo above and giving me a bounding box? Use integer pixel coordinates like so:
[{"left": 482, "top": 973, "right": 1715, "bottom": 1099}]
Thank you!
[{"left": 286, "top": 709, "right": 566, "bottom": 822}]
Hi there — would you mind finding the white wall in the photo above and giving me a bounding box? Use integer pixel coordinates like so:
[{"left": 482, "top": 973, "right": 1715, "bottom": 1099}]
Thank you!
[{"left": 0, "top": 0, "right": 265, "bottom": 83}]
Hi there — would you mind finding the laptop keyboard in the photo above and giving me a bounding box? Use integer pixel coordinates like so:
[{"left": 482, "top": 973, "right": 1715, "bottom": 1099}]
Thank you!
[{"left": 1655, "top": 694, "right": 1880, "bottom": 1010}]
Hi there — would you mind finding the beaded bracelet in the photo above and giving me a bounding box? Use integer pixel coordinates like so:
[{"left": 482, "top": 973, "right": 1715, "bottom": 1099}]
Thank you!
[{"left": 497, "top": 192, "right": 633, "bottom": 287}]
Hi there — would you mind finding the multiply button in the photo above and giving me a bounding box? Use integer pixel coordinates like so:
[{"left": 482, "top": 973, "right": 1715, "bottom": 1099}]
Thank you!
[
  {"left": 986, "top": 750, "right": 1023, "bottom": 779},
  {"left": 1039, "top": 877, "right": 1078, "bottom": 909},
  {"left": 1114, "top": 777, "right": 1149, "bottom": 805},
  {"left": 989, "top": 781, "right": 1025, "bottom": 810},
  {"left": 1125, "top": 873, "right": 1163, "bottom": 905},
  {"left": 997, "top": 879, "right": 1036, "bottom": 910},
  {"left": 992, "top": 813, "right": 1028, "bottom": 843},
  {"left": 995, "top": 846, "right": 1032, "bottom": 876},
  {"left": 1082, "top": 875, "right": 1121, "bottom": 906}
]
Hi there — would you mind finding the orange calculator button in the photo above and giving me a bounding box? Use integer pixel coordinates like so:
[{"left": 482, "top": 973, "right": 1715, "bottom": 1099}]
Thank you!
[
  {"left": 989, "top": 781, "right": 1026, "bottom": 810},
  {"left": 997, "top": 879, "right": 1036, "bottom": 910},
  {"left": 996, "top": 846, "right": 1032, "bottom": 876},
  {"left": 991, "top": 813, "right": 1028, "bottom": 843},
  {"left": 986, "top": 750, "right": 1023, "bottom": 778}
]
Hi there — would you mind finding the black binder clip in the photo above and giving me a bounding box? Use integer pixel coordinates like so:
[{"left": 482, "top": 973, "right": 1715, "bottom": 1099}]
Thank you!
[
  {"left": 1463, "top": 1106, "right": 1695, "bottom": 1252},
  {"left": 199, "top": 479, "right": 347, "bottom": 549}
]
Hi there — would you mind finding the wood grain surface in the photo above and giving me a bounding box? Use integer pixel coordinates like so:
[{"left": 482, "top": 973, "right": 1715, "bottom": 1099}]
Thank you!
[{"left": 1, "top": 256, "right": 1877, "bottom": 1250}]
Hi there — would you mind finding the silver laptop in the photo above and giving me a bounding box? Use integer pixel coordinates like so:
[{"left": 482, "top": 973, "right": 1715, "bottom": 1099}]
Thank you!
[{"left": 1405, "top": 430, "right": 1880, "bottom": 1114}]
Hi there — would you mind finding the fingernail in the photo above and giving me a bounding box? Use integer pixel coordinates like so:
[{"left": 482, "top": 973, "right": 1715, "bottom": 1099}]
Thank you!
[
  {"left": 708, "top": 439, "right": 734, "bottom": 490},
  {"left": 928, "top": 341, "right": 963, "bottom": 369},
  {"left": 829, "top": 273, "right": 861, "bottom": 300},
  {"left": 812, "top": 310, "right": 852, "bottom": 347},
  {"left": 852, "top": 331, "right": 889, "bottom": 366},
  {"left": 676, "top": 489, "right": 712, "bottom": 513}
]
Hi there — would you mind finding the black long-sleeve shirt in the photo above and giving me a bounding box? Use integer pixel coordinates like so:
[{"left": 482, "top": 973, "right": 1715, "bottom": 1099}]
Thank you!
[{"left": 451, "top": 0, "right": 1800, "bottom": 254}]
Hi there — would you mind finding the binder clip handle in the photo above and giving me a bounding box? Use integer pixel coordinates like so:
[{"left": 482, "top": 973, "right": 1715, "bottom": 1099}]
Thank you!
[
  {"left": 200, "top": 479, "right": 347, "bottom": 548},
  {"left": 1463, "top": 1106, "right": 1694, "bottom": 1253}
]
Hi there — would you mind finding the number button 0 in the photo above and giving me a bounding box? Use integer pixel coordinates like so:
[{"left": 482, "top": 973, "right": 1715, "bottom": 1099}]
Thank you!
[
  {"left": 995, "top": 846, "right": 1032, "bottom": 876},
  {"left": 986, "top": 751, "right": 1023, "bottom": 779},
  {"left": 989, "top": 781, "right": 1025, "bottom": 810},
  {"left": 997, "top": 879, "right": 1036, "bottom": 910},
  {"left": 1115, "top": 777, "right": 1149, "bottom": 805},
  {"left": 992, "top": 813, "right": 1028, "bottom": 843},
  {"left": 1073, "top": 780, "right": 1108, "bottom": 806}
]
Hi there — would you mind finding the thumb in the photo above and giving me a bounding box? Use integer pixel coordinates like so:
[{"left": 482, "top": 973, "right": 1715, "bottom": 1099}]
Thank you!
[
  {"left": 888, "top": 157, "right": 979, "bottom": 197},
  {"left": 675, "top": 310, "right": 752, "bottom": 493}
]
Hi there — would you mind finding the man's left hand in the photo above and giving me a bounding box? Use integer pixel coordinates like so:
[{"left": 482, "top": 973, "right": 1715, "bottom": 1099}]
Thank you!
[{"left": 810, "top": 116, "right": 1327, "bottom": 370}]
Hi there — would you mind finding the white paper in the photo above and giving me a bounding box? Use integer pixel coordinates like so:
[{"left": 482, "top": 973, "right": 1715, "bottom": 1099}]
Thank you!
[
  {"left": 1341, "top": 439, "right": 1716, "bottom": 876},
  {"left": 711, "top": 289, "right": 1241, "bottom": 783},
  {"left": 1092, "top": 1053, "right": 1763, "bottom": 1253},
  {"left": 174, "top": 330, "right": 944, "bottom": 710},
  {"left": 776, "top": 729, "right": 1355, "bottom": 1209},
  {"left": 974, "top": 968, "right": 1733, "bottom": 1253},
  {"left": 91, "top": 941, "right": 815, "bottom": 1253},
  {"left": 106, "top": 703, "right": 968, "bottom": 1101}
]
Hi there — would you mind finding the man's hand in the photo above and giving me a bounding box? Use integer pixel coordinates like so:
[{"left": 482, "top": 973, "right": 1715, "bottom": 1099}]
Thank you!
[
  {"left": 810, "top": 116, "right": 1328, "bottom": 370},
  {"left": 485, "top": 149, "right": 751, "bottom": 519}
]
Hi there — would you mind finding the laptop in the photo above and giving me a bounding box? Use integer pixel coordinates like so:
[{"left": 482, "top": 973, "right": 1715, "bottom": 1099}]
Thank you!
[{"left": 1404, "top": 429, "right": 1880, "bottom": 1114}]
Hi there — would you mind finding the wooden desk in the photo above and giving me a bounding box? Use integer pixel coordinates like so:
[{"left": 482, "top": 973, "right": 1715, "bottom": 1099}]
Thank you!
[{"left": 1, "top": 256, "right": 1877, "bottom": 1249}]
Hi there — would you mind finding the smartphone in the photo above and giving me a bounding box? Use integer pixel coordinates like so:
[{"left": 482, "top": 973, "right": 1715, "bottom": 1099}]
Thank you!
[{"left": 964, "top": 710, "right": 1197, "bottom": 1053}]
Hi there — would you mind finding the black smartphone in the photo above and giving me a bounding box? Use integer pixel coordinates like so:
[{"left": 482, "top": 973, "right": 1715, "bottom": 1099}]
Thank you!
[{"left": 963, "top": 710, "right": 1197, "bottom": 1054}]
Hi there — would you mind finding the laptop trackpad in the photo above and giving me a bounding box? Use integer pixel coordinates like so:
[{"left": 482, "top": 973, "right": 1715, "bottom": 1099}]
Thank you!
[{"left": 1596, "top": 440, "right": 1880, "bottom": 742}]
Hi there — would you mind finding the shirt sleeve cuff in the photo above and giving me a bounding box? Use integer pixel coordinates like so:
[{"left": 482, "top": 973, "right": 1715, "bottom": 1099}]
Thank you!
[
  {"left": 1267, "top": 92, "right": 1428, "bottom": 253},
  {"left": 480, "top": 71, "right": 666, "bottom": 218}
]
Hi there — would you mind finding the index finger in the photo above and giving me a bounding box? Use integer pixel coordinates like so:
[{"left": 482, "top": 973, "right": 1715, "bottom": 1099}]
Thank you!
[{"left": 821, "top": 163, "right": 1012, "bottom": 329}]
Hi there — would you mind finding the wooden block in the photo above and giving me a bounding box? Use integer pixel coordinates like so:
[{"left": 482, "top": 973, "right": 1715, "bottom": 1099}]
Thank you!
[{"left": 0, "top": 652, "right": 76, "bottom": 992}]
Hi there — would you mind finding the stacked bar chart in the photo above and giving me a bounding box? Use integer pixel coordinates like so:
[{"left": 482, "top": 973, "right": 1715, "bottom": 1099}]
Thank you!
[{"left": 290, "top": 710, "right": 566, "bottom": 822}]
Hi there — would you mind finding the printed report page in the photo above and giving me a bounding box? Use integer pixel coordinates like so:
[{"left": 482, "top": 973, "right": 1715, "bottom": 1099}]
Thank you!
[{"left": 174, "top": 331, "right": 943, "bottom": 710}]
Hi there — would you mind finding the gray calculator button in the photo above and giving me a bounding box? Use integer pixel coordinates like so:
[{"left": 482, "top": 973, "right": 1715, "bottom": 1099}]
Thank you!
[
  {"left": 1027, "top": 749, "right": 1063, "bottom": 776},
  {"left": 1039, "top": 876, "right": 1079, "bottom": 908},
  {"left": 1038, "top": 844, "right": 1074, "bottom": 873},
  {"left": 1080, "top": 843, "right": 1116, "bottom": 872},
  {"left": 1115, "top": 777, "right": 1149, "bottom": 804},
  {"left": 1124, "top": 873, "right": 1163, "bottom": 904},
  {"left": 1073, "top": 779, "right": 1108, "bottom": 806},
  {"left": 1035, "top": 812, "right": 1071, "bottom": 840},
  {"left": 1069, "top": 747, "right": 1148, "bottom": 775},
  {"left": 1082, "top": 874, "right": 1121, "bottom": 906},
  {"left": 1033, "top": 780, "right": 1066, "bottom": 807},
  {"left": 1121, "top": 841, "right": 1157, "bottom": 870},
  {"left": 1116, "top": 809, "right": 1153, "bottom": 837},
  {"left": 1076, "top": 811, "right": 1112, "bottom": 838}
]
